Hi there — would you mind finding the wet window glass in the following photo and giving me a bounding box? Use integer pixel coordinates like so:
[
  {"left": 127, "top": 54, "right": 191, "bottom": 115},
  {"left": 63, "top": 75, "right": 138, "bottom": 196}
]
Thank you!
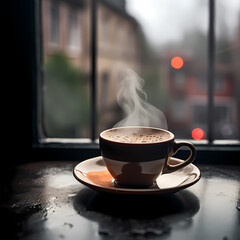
[
  {"left": 214, "top": 0, "right": 240, "bottom": 139},
  {"left": 42, "top": 0, "right": 90, "bottom": 138},
  {"left": 97, "top": 0, "right": 209, "bottom": 140},
  {"left": 41, "top": 0, "right": 240, "bottom": 141}
]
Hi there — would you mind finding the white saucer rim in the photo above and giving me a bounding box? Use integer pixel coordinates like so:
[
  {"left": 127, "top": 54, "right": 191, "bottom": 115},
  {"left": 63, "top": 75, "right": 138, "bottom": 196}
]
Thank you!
[{"left": 73, "top": 156, "right": 201, "bottom": 195}]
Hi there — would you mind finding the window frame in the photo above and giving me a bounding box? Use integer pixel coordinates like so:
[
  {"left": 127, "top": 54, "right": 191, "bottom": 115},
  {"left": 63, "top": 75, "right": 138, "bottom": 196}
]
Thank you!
[{"left": 30, "top": 0, "right": 240, "bottom": 163}]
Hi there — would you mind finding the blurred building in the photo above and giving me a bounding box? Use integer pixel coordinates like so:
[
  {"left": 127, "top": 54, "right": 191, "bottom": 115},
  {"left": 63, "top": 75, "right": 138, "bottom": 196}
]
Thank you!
[
  {"left": 162, "top": 54, "right": 238, "bottom": 139},
  {"left": 42, "top": 0, "right": 239, "bottom": 139},
  {"left": 97, "top": 0, "right": 142, "bottom": 131},
  {"left": 42, "top": 0, "right": 90, "bottom": 71},
  {"left": 42, "top": 0, "right": 142, "bottom": 133}
]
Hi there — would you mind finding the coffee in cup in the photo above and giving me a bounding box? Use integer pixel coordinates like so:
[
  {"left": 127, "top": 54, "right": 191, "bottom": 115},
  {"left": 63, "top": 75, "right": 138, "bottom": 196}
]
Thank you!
[{"left": 99, "top": 126, "right": 196, "bottom": 188}]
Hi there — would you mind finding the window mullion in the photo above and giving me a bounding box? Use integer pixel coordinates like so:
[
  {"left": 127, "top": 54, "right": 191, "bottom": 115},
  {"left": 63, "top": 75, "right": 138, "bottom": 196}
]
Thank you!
[
  {"left": 207, "top": 0, "right": 215, "bottom": 143},
  {"left": 90, "top": 0, "right": 98, "bottom": 141}
]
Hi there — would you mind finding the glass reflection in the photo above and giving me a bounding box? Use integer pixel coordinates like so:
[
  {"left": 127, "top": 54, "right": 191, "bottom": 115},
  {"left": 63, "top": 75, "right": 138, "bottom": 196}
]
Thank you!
[{"left": 215, "top": 0, "right": 240, "bottom": 139}]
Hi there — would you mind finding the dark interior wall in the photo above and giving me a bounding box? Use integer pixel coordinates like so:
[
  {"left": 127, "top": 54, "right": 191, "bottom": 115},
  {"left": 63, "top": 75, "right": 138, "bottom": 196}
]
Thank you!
[
  {"left": 1, "top": 1, "right": 35, "bottom": 199},
  {"left": 3, "top": 0, "right": 34, "bottom": 161}
]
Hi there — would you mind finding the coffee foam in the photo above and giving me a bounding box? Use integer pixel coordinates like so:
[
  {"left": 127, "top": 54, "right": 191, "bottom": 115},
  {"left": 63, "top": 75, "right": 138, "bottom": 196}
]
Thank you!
[{"left": 102, "top": 128, "right": 170, "bottom": 144}]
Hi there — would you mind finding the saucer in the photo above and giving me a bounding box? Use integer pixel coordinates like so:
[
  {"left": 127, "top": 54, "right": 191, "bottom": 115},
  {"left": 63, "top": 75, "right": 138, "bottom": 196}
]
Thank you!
[{"left": 73, "top": 156, "right": 201, "bottom": 195}]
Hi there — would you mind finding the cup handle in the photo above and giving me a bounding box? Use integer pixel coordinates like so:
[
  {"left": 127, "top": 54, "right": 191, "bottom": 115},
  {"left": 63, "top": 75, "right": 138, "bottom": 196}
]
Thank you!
[{"left": 164, "top": 141, "right": 196, "bottom": 174}]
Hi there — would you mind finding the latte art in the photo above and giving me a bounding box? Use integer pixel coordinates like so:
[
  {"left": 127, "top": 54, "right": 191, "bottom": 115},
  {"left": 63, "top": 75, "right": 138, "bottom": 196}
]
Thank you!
[{"left": 102, "top": 128, "right": 170, "bottom": 143}]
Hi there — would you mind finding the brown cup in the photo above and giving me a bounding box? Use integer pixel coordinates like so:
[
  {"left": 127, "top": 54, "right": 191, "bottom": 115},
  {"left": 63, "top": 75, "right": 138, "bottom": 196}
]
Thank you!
[{"left": 99, "top": 126, "right": 196, "bottom": 188}]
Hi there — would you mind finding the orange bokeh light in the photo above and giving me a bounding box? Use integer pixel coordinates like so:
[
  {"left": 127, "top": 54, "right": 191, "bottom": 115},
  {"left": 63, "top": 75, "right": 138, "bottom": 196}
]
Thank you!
[
  {"left": 171, "top": 56, "right": 184, "bottom": 69},
  {"left": 192, "top": 128, "right": 205, "bottom": 140}
]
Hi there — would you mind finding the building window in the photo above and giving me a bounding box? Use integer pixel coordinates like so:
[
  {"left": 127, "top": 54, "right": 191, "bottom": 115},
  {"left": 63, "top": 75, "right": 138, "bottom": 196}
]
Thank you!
[
  {"left": 68, "top": 8, "right": 81, "bottom": 54},
  {"left": 172, "top": 98, "right": 187, "bottom": 122},
  {"left": 50, "top": 0, "right": 59, "bottom": 45},
  {"left": 115, "top": 21, "right": 124, "bottom": 57},
  {"left": 100, "top": 72, "right": 109, "bottom": 109},
  {"left": 214, "top": 103, "right": 236, "bottom": 139},
  {"left": 214, "top": 74, "right": 224, "bottom": 92},
  {"left": 174, "top": 72, "right": 185, "bottom": 90},
  {"left": 193, "top": 104, "right": 207, "bottom": 128},
  {"left": 99, "top": 11, "right": 110, "bottom": 52}
]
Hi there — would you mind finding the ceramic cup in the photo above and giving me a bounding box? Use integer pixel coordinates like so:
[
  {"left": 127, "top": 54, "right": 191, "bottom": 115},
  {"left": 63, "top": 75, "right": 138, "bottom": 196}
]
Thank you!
[{"left": 99, "top": 126, "right": 196, "bottom": 188}]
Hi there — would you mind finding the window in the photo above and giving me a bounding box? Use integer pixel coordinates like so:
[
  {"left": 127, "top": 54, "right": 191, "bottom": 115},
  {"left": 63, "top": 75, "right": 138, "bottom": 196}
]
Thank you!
[
  {"left": 214, "top": 103, "right": 236, "bottom": 139},
  {"left": 112, "top": 0, "right": 209, "bottom": 140},
  {"left": 174, "top": 72, "right": 185, "bottom": 90},
  {"left": 214, "top": 74, "right": 224, "bottom": 92},
  {"left": 114, "top": 21, "right": 124, "bottom": 57},
  {"left": 50, "top": 0, "right": 59, "bottom": 46},
  {"left": 42, "top": 0, "right": 90, "bottom": 139},
  {"left": 31, "top": 0, "right": 240, "bottom": 161},
  {"left": 172, "top": 98, "right": 187, "bottom": 122},
  {"left": 68, "top": 7, "right": 82, "bottom": 55},
  {"left": 98, "top": 11, "right": 110, "bottom": 52},
  {"left": 193, "top": 104, "right": 207, "bottom": 130},
  {"left": 215, "top": 0, "right": 240, "bottom": 140},
  {"left": 100, "top": 72, "right": 109, "bottom": 109}
]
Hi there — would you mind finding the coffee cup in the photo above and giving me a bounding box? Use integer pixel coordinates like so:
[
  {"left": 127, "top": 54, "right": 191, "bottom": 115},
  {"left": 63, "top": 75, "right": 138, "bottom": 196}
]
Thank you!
[{"left": 99, "top": 126, "right": 196, "bottom": 188}]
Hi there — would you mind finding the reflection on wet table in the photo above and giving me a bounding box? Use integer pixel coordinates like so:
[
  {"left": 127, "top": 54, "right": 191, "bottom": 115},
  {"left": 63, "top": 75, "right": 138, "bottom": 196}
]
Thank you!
[{"left": 1, "top": 161, "right": 240, "bottom": 240}]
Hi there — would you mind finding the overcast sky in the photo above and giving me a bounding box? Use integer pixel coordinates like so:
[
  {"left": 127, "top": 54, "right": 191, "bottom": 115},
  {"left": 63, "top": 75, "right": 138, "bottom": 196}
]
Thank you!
[{"left": 126, "top": 0, "right": 240, "bottom": 47}]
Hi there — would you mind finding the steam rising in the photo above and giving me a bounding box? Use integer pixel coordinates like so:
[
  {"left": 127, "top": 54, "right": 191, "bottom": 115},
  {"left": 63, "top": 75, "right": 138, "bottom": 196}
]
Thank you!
[{"left": 114, "top": 67, "right": 167, "bottom": 129}]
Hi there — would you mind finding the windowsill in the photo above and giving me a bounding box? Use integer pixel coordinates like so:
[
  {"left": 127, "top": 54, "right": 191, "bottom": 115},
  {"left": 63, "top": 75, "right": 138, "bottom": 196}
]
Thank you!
[
  {"left": 32, "top": 137, "right": 240, "bottom": 164},
  {"left": 39, "top": 137, "right": 240, "bottom": 147}
]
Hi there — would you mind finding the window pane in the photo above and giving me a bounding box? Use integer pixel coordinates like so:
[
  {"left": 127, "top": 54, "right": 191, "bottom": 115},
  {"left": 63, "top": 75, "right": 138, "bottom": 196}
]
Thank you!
[
  {"left": 50, "top": 0, "right": 59, "bottom": 45},
  {"left": 97, "top": 0, "right": 208, "bottom": 140},
  {"left": 215, "top": 0, "right": 240, "bottom": 139},
  {"left": 42, "top": 0, "right": 90, "bottom": 138}
]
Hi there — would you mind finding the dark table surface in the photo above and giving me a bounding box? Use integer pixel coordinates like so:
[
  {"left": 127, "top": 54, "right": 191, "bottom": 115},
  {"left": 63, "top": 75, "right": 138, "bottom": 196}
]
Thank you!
[{"left": 1, "top": 161, "right": 240, "bottom": 240}]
